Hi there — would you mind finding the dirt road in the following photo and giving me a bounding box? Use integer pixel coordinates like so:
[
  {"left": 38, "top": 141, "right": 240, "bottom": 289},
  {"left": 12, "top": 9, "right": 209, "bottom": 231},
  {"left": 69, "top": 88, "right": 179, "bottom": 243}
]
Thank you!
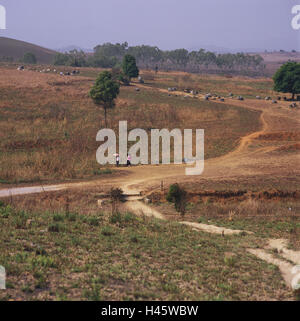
[
  {"left": 0, "top": 87, "right": 299, "bottom": 199},
  {"left": 0, "top": 88, "right": 299, "bottom": 290}
]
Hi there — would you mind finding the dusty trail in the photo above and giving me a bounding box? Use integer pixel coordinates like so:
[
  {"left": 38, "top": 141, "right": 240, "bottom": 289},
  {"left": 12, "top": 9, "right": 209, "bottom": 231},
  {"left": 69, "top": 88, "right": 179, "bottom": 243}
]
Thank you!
[
  {"left": 180, "top": 221, "right": 253, "bottom": 235},
  {"left": 121, "top": 88, "right": 300, "bottom": 291},
  {"left": 247, "top": 238, "right": 300, "bottom": 290},
  {"left": 247, "top": 249, "right": 296, "bottom": 288},
  {"left": 1, "top": 85, "right": 298, "bottom": 198},
  {"left": 1, "top": 82, "right": 299, "bottom": 290}
]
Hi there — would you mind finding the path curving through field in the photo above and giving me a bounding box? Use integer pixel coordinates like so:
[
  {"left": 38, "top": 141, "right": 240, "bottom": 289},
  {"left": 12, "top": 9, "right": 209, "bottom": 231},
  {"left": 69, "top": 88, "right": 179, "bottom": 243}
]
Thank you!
[{"left": 1, "top": 83, "right": 299, "bottom": 291}]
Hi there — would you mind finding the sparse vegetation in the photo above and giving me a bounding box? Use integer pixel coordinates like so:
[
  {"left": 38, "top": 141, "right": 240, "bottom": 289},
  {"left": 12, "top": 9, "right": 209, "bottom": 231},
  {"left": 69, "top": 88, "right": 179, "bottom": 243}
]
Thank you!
[
  {"left": 0, "top": 59, "right": 299, "bottom": 302},
  {"left": 0, "top": 67, "right": 261, "bottom": 184},
  {"left": 0, "top": 199, "right": 294, "bottom": 301}
]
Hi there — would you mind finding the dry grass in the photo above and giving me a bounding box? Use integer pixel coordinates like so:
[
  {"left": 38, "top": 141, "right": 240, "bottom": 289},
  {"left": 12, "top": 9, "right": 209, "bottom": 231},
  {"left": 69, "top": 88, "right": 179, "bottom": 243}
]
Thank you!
[
  {"left": 0, "top": 67, "right": 261, "bottom": 184},
  {"left": 151, "top": 191, "right": 300, "bottom": 249},
  {"left": 143, "top": 70, "right": 276, "bottom": 99},
  {"left": 0, "top": 191, "right": 295, "bottom": 301},
  {"left": 1, "top": 65, "right": 299, "bottom": 301}
]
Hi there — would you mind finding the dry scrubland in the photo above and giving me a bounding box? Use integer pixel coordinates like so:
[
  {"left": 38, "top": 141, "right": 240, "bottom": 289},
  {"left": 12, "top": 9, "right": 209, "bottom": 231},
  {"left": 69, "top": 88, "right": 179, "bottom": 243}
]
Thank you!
[
  {"left": 0, "top": 189, "right": 296, "bottom": 301},
  {"left": 0, "top": 66, "right": 261, "bottom": 184},
  {"left": 0, "top": 64, "right": 299, "bottom": 301}
]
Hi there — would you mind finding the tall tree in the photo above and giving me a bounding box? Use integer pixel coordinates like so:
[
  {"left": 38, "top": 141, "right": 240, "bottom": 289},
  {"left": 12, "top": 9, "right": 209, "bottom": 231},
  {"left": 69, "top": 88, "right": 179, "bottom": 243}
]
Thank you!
[
  {"left": 273, "top": 62, "right": 300, "bottom": 100},
  {"left": 89, "top": 71, "right": 120, "bottom": 127},
  {"left": 122, "top": 54, "right": 139, "bottom": 83}
]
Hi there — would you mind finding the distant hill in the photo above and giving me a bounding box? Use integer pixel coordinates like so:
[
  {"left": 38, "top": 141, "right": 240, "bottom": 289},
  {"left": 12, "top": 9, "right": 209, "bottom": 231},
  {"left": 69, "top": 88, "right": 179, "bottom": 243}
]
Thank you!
[{"left": 0, "top": 37, "right": 57, "bottom": 64}]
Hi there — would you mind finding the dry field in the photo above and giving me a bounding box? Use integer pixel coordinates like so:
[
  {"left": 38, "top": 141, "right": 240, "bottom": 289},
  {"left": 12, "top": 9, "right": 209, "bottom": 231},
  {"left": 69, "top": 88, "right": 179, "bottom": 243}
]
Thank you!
[
  {"left": 0, "top": 64, "right": 299, "bottom": 301},
  {"left": 0, "top": 67, "right": 260, "bottom": 185}
]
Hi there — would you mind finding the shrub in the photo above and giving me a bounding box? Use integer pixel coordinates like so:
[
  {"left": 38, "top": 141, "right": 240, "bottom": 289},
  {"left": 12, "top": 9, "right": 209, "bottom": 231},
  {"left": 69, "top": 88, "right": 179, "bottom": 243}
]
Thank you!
[
  {"left": 87, "top": 216, "right": 100, "bottom": 226},
  {"left": 53, "top": 213, "right": 64, "bottom": 222},
  {"left": 166, "top": 183, "right": 187, "bottom": 217},
  {"left": 101, "top": 226, "right": 115, "bottom": 236},
  {"left": 109, "top": 187, "right": 124, "bottom": 214},
  {"left": 48, "top": 222, "right": 65, "bottom": 233},
  {"left": 166, "top": 184, "right": 180, "bottom": 203},
  {"left": 30, "top": 256, "right": 56, "bottom": 268},
  {"left": 12, "top": 210, "right": 28, "bottom": 229},
  {"left": 109, "top": 211, "right": 122, "bottom": 224},
  {"left": 0, "top": 204, "right": 13, "bottom": 218}
]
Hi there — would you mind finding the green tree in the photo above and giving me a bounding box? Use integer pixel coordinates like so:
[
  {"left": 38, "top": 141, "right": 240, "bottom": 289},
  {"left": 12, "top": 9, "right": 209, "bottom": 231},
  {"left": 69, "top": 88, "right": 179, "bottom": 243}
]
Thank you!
[
  {"left": 67, "top": 50, "right": 87, "bottom": 67},
  {"left": 53, "top": 50, "right": 86, "bottom": 67},
  {"left": 166, "top": 183, "right": 187, "bottom": 217},
  {"left": 89, "top": 54, "right": 117, "bottom": 68},
  {"left": 273, "top": 62, "right": 300, "bottom": 100},
  {"left": 122, "top": 54, "right": 139, "bottom": 83},
  {"left": 23, "top": 52, "right": 37, "bottom": 64},
  {"left": 53, "top": 53, "right": 69, "bottom": 65},
  {"left": 89, "top": 71, "right": 120, "bottom": 127}
]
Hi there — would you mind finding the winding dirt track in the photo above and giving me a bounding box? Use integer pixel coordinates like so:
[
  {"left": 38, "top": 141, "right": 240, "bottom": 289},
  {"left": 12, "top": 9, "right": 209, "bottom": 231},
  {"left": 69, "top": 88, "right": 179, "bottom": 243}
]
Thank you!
[
  {"left": 1, "top": 84, "right": 300, "bottom": 290},
  {"left": 0, "top": 85, "right": 299, "bottom": 200}
]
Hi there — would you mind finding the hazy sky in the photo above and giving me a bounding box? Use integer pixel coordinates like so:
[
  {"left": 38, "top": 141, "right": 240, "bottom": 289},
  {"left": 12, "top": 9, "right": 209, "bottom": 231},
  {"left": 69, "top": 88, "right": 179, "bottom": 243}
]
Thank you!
[{"left": 0, "top": 0, "right": 299, "bottom": 52}]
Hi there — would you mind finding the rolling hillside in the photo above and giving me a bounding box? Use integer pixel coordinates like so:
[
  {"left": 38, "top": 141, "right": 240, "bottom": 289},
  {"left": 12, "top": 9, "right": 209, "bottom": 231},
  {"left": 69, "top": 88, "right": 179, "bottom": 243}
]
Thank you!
[{"left": 0, "top": 37, "right": 57, "bottom": 64}]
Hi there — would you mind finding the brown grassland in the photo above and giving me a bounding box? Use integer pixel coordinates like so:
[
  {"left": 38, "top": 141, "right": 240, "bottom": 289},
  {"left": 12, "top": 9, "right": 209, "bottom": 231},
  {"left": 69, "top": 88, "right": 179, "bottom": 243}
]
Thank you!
[{"left": 0, "top": 64, "right": 299, "bottom": 301}]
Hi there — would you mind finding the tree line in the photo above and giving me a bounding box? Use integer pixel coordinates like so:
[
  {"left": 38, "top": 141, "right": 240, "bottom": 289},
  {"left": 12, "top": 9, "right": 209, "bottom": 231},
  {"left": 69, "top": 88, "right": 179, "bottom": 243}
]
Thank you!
[{"left": 53, "top": 42, "right": 265, "bottom": 75}]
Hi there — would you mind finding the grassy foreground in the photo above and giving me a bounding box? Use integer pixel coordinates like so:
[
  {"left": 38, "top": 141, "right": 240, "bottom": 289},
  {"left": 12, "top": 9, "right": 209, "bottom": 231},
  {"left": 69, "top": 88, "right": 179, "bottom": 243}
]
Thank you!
[{"left": 0, "top": 201, "right": 293, "bottom": 301}]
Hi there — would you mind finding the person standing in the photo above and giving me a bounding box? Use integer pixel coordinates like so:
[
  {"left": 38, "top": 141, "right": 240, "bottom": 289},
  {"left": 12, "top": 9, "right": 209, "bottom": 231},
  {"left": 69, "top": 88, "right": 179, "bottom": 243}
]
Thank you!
[
  {"left": 115, "top": 153, "right": 120, "bottom": 167},
  {"left": 127, "top": 154, "right": 131, "bottom": 167}
]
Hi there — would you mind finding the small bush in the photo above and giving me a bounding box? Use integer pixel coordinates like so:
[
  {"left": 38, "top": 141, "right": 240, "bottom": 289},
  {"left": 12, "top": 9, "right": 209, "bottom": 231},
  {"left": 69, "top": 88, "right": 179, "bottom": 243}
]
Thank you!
[
  {"left": 12, "top": 211, "right": 28, "bottom": 229},
  {"left": 130, "top": 235, "right": 139, "bottom": 243},
  {"left": 84, "top": 283, "right": 102, "bottom": 301},
  {"left": 110, "top": 212, "right": 122, "bottom": 224},
  {"left": 87, "top": 216, "right": 100, "bottom": 226},
  {"left": 110, "top": 187, "right": 124, "bottom": 202},
  {"left": 30, "top": 256, "right": 56, "bottom": 269},
  {"left": 110, "top": 187, "right": 124, "bottom": 214},
  {"left": 35, "top": 246, "right": 47, "bottom": 256},
  {"left": 224, "top": 255, "right": 237, "bottom": 267},
  {"left": 48, "top": 222, "right": 65, "bottom": 233},
  {"left": 15, "top": 252, "right": 28, "bottom": 263},
  {"left": 166, "top": 184, "right": 180, "bottom": 203},
  {"left": 93, "top": 168, "right": 112, "bottom": 175},
  {"left": 53, "top": 213, "right": 64, "bottom": 222},
  {"left": 238, "top": 199, "right": 259, "bottom": 215},
  {"left": 66, "top": 212, "right": 77, "bottom": 222},
  {"left": 124, "top": 212, "right": 136, "bottom": 223},
  {"left": 101, "top": 226, "right": 115, "bottom": 236},
  {"left": 166, "top": 183, "right": 187, "bottom": 217},
  {"left": 35, "top": 274, "right": 48, "bottom": 289},
  {"left": 0, "top": 204, "right": 13, "bottom": 218}
]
